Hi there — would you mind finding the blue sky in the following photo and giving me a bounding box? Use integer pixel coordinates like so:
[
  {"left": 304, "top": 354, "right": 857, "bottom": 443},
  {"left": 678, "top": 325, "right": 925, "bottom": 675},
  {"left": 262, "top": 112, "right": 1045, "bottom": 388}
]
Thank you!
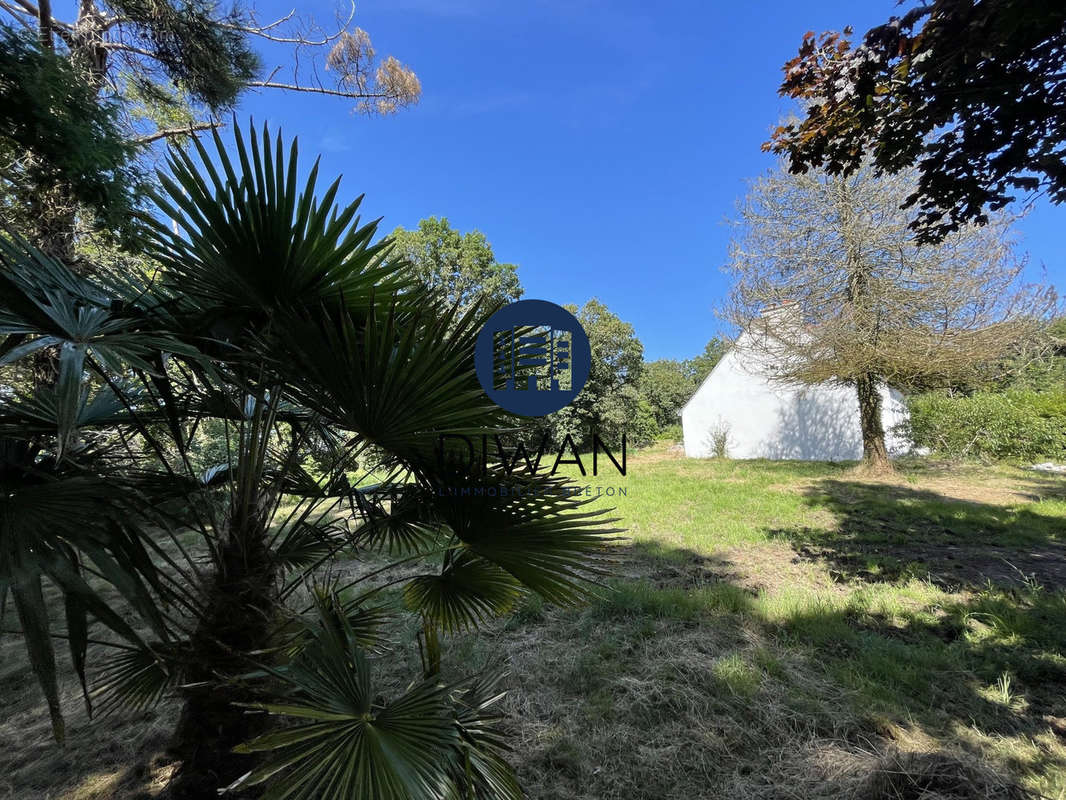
[{"left": 236, "top": 0, "right": 1065, "bottom": 361}]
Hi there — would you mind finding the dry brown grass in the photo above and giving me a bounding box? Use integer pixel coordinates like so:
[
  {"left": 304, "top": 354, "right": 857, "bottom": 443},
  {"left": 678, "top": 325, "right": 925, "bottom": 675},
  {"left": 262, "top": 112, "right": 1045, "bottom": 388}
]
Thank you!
[
  {"left": 0, "top": 631, "right": 178, "bottom": 799},
  {"left": 2, "top": 449, "right": 1064, "bottom": 798}
]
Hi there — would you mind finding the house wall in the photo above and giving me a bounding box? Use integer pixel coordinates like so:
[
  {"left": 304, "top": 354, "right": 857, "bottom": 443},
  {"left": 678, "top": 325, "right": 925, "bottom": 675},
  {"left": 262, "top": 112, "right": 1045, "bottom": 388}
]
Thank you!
[{"left": 681, "top": 335, "right": 910, "bottom": 460}]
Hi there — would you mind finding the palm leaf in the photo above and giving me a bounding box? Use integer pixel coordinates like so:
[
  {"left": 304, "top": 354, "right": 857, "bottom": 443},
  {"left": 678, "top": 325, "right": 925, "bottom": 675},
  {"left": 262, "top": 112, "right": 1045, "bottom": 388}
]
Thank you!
[
  {"left": 403, "top": 553, "right": 523, "bottom": 633},
  {"left": 143, "top": 122, "right": 415, "bottom": 322},
  {"left": 443, "top": 671, "right": 523, "bottom": 800},
  {"left": 228, "top": 609, "right": 458, "bottom": 800},
  {"left": 279, "top": 299, "right": 504, "bottom": 458},
  {"left": 10, "top": 575, "right": 65, "bottom": 742},
  {"left": 93, "top": 641, "right": 185, "bottom": 715},
  {"left": 403, "top": 470, "right": 621, "bottom": 606}
]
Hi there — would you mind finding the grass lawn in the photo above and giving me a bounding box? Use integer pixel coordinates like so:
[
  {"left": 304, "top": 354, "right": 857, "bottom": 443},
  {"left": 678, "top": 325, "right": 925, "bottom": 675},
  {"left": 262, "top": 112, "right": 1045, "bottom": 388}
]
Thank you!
[{"left": 3, "top": 444, "right": 1065, "bottom": 798}]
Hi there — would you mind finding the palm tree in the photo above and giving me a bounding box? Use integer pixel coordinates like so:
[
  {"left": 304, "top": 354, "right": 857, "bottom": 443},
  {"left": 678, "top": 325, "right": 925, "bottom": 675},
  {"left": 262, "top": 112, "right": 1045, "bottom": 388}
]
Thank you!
[{"left": 0, "top": 123, "right": 619, "bottom": 798}]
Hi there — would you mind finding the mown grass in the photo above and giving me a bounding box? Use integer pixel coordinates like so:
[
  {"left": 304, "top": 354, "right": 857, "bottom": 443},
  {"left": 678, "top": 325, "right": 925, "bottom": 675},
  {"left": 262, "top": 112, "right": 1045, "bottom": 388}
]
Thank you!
[
  {"left": 2, "top": 444, "right": 1065, "bottom": 798},
  {"left": 446, "top": 447, "right": 1066, "bottom": 799}
]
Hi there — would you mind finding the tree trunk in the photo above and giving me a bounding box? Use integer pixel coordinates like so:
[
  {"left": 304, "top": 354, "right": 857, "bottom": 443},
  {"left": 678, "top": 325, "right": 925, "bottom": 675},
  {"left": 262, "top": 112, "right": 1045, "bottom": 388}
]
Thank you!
[
  {"left": 855, "top": 373, "right": 891, "bottom": 472},
  {"left": 166, "top": 518, "right": 276, "bottom": 798},
  {"left": 28, "top": 181, "right": 78, "bottom": 263}
]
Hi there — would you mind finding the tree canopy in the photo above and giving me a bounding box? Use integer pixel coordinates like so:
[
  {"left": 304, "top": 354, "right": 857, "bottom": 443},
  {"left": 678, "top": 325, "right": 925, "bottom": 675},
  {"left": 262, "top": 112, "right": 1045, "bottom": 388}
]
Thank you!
[
  {"left": 766, "top": 1, "right": 1066, "bottom": 242},
  {"left": 0, "top": 25, "right": 142, "bottom": 246},
  {"left": 724, "top": 158, "right": 1055, "bottom": 469},
  {"left": 537, "top": 298, "right": 654, "bottom": 448},
  {"left": 389, "top": 217, "right": 522, "bottom": 314},
  {"left": 683, "top": 337, "right": 728, "bottom": 385},
  {"left": 639, "top": 339, "right": 728, "bottom": 431}
]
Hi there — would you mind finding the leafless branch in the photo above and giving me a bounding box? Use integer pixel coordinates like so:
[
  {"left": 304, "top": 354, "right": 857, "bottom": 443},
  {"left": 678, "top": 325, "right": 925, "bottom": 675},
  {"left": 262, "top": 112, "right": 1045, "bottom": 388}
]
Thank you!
[
  {"left": 133, "top": 121, "right": 221, "bottom": 145},
  {"left": 722, "top": 158, "right": 1057, "bottom": 391},
  {"left": 0, "top": 0, "right": 36, "bottom": 31},
  {"left": 224, "top": 3, "right": 354, "bottom": 46},
  {"left": 246, "top": 79, "right": 390, "bottom": 100},
  {"left": 10, "top": 0, "right": 38, "bottom": 18}
]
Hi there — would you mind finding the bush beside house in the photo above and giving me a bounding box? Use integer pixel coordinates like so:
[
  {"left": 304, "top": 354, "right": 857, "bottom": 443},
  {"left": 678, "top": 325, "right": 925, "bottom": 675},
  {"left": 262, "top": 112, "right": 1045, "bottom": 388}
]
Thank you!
[{"left": 907, "top": 390, "right": 1066, "bottom": 461}]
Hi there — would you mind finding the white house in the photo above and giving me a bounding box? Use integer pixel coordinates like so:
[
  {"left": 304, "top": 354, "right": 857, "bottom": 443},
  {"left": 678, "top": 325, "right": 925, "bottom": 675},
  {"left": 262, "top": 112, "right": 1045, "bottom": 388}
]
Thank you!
[{"left": 681, "top": 309, "right": 909, "bottom": 461}]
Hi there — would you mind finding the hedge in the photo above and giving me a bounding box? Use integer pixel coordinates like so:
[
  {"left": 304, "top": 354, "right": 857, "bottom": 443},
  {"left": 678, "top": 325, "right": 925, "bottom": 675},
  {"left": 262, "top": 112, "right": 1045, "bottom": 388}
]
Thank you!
[{"left": 906, "top": 389, "right": 1066, "bottom": 461}]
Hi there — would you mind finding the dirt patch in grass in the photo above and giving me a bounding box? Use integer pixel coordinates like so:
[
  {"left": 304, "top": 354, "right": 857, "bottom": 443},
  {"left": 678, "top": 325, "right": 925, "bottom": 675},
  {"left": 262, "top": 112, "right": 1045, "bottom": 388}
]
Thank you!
[
  {"left": 798, "top": 472, "right": 1033, "bottom": 510},
  {"left": 730, "top": 741, "right": 1035, "bottom": 800},
  {"left": 717, "top": 541, "right": 843, "bottom": 596},
  {"left": 629, "top": 443, "right": 686, "bottom": 465},
  {"left": 0, "top": 669, "right": 178, "bottom": 800},
  {"left": 612, "top": 540, "right": 833, "bottom": 598},
  {"left": 773, "top": 477, "right": 1066, "bottom": 590},
  {"left": 782, "top": 534, "right": 1066, "bottom": 590},
  {"left": 482, "top": 608, "right": 861, "bottom": 798}
]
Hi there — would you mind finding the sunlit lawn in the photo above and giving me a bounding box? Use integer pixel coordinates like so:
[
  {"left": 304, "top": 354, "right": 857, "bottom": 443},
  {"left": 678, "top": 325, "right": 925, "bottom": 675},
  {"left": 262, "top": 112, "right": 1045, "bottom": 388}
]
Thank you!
[
  {"left": 2, "top": 443, "right": 1065, "bottom": 798},
  {"left": 472, "top": 445, "right": 1066, "bottom": 798}
]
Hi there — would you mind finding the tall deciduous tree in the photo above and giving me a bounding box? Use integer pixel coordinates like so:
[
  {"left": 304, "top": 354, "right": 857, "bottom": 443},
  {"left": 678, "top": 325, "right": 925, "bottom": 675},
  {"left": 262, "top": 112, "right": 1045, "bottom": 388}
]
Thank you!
[
  {"left": 543, "top": 298, "right": 654, "bottom": 448},
  {"left": 640, "top": 359, "right": 692, "bottom": 429},
  {"left": 639, "top": 339, "right": 728, "bottom": 434},
  {"left": 683, "top": 337, "right": 728, "bottom": 385},
  {"left": 724, "top": 160, "right": 1055, "bottom": 471},
  {"left": 389, "top": 217, "right": 522, "bottom": 314},
  {"left": 765, "top": 1, "right": 1066, "bottom": 242}
]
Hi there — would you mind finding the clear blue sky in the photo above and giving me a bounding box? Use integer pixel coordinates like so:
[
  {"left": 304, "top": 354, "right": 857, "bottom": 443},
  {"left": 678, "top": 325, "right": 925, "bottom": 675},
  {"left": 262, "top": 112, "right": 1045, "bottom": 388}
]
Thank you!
[{"left": 236, "top": 0, "right": 1065, "bottom": 361}]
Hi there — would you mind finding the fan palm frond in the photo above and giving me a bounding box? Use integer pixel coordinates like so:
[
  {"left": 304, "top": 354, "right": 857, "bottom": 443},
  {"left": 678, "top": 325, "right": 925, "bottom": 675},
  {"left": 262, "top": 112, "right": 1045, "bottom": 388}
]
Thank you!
[
  {"left": 443, "top": 670, "right": 523, "bottom": 800},
  {"left": 280, "top": 298, "right": 503, "bottom": 458},
  {"left": 143, "top": 121, "right": 415, "bottom": 322},
  {"left": 227, "top": 605, "right": 458, "bottom": 800},
  {"left": 92, "top": 640, "right": 186, "bottom": 716},
  {"left": 403, "top": 552, "right": 523, "bottom": 634}
]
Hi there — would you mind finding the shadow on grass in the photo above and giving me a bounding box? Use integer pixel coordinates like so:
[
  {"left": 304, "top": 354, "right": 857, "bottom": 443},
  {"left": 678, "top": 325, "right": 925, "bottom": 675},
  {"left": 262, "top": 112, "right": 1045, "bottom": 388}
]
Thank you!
[
  {"left": 766, "top": 479, "right": 1066, "bottom": 589},
  {"left": 555, "top": 537, "right": 1066, "bottom": 797}
]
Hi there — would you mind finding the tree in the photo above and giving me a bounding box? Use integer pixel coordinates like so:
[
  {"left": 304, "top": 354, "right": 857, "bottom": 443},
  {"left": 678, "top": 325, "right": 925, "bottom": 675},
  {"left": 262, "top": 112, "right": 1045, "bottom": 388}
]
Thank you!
[
  {"left": 724, "top": 159, "right": 1054, "bottom": 471},
  {"left": 765, "top": 1, "right": 1066, "bottom": 242},
  {"left": 0, "top": 25, "right": 143, "bottom": 250},
  {"left": 964, "top": 314, "right": 1066, "bottom": 393},
  {"left": 0, "top": 0, "right": 420, "bottom": 257},
  {"left": 0, "top": 125, "right": 614, "bottom": 798},
  {"left": 683, "top": 337, "right": 728, "bottom": 385},
  {"left": 640, "top": 359, "right": 692, "bottom": 429},
  {"left": 389, "top": 217, "right": 522, "bottom": 313},
  {"left": 542, "top": 298, "right": 652, "bottom": 447},
  {"left": 637, "top": 340, "right": 728, "bottom": 434}
]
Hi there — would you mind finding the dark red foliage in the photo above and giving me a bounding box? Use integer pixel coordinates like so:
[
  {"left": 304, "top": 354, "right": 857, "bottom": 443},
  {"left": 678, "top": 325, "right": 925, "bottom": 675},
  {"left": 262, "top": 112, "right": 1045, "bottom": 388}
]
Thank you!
[{"left": 767, "top": 1, "right": 1066, "bottom": 242}]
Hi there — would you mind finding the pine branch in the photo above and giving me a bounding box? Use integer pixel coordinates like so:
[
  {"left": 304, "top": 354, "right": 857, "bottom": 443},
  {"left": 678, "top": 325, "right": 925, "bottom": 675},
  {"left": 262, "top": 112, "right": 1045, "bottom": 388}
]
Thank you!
[
  {"left": 134, "top": 121, "right": 220, "bottom": 145},
  {"left": 246, "top": 79, "right": 391, "bottom": 100}
]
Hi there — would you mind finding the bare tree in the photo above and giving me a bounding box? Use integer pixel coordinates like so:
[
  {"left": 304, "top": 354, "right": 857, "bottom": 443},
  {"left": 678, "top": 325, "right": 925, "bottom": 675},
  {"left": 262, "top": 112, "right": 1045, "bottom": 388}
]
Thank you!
[{"left": 723, "top": 160, "right": 1056, "bottom": 471}]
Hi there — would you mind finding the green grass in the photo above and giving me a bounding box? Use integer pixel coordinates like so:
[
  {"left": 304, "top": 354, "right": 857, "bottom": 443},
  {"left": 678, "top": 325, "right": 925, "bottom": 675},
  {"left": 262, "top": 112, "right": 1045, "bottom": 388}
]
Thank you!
[
  {"left": 3, "top": 444, "right": 1066, "bottom": 798},
  {"left": 468, "top": 447, "right": 1066, "bottom": 798}
]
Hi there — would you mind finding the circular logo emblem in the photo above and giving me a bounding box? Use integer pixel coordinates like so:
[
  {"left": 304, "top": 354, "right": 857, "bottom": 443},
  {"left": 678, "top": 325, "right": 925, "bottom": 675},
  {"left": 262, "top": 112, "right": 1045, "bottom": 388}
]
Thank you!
[{"left": 475, "top": 299, "right": 592, "bottom": 417}]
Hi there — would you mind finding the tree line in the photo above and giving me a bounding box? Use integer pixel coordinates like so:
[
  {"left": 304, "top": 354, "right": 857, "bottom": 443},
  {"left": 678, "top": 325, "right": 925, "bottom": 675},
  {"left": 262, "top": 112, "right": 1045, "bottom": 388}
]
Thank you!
[{"left": 390, "top": 217, "right": 727, "bottom": 450}]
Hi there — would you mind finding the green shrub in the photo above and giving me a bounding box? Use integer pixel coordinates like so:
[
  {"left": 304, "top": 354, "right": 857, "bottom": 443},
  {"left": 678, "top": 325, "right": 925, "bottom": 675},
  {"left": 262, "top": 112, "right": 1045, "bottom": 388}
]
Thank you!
[
  {"left": 656, "top": 423, "right": 683, "bottom": 442},
  {"left": 906, "top": 390, "right": 1066, "bottom": 461}
]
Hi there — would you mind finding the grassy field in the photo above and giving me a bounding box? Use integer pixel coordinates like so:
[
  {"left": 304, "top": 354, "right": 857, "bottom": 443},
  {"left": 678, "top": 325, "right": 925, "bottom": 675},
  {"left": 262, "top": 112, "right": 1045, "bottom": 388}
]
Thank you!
[{"left": 3, "top": 445, "right": 1066, "bottom": 799}]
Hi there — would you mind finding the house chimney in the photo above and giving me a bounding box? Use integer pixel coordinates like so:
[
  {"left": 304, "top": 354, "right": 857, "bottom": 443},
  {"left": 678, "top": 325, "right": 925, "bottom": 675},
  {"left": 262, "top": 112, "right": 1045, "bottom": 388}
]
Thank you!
[
  {"left": 759, "top": 299, "right": 798, "bottom": 318},
  {"left": 752, "top": 300, "right": 803, "bottom": 342}
]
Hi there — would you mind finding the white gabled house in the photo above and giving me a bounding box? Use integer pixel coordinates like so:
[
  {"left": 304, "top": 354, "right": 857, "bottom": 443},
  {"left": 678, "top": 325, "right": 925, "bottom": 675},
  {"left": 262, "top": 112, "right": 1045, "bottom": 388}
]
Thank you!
[{"left": 681, "top": 306, "right": 909, "bottom": 461}]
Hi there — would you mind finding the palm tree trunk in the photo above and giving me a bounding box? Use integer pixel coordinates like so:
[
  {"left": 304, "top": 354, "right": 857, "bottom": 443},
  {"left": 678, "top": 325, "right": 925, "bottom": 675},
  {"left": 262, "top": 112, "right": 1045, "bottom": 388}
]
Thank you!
[
  {"left": 855, "top": 373, "right": 891, "bottom": 471},
  {"left": 167, "top": 519, "right": 276, "bottom": 798}
]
